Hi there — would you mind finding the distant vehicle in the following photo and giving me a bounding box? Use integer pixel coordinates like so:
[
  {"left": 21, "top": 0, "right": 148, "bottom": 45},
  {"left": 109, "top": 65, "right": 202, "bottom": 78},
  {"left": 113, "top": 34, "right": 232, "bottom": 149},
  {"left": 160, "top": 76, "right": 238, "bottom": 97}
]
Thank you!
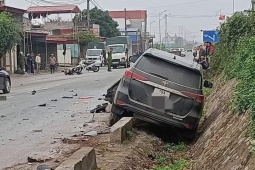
[
  {"left": 0, "top": 67, "right": 11, "bottom": 94},
  {"left": 107, "top": 48, "right": 213, "bottom": 140},
  {"left": 181, "top": 50, "right": 186, "bottom": 57},
  {"left": 85, "top": 42, "right": 106, "bottom": 66},
  {"left": 186, "top": 49, "right": 192, "bottom": 52},
  {"left": 106, "top": 36, "right": 132, "bottom": 69}
]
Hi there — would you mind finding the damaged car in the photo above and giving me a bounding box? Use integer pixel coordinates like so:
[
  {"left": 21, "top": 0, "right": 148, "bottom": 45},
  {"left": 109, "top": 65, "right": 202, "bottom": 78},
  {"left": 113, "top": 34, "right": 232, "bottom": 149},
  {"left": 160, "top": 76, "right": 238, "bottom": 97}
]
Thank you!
[
  {"left": 106, "top": 48, "right": 213, "bottom": 139},
  {"left": 0, "top": 67, "right": 11, "bottom": 94}
]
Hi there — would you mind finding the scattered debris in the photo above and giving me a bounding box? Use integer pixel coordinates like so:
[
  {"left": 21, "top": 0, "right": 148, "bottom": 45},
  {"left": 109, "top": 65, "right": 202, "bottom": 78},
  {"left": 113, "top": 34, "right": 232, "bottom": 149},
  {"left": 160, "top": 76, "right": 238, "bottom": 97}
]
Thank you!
[
  {"left": 23, "top": 118, "right": 29, "bottom": 121},
  {"left": 0, "top": 115, "right": 6, "bottom": 118},
  {"left": 83, "top": 123, "right": 88, "bottom": 127},
  {"left": 98, "top": 98, "right": 103, "bottom": 100},
  {"left": 73, "top": 93, "right": 78, "bottom": 96},
  {"left": 37, "top": 165, "right": 53, "bottom": 170},
  {"left": 31, "top": 90, "right": 36, "bottom": 95},
  {"left": 90, "top": 103, "right": 108, "bottom": 113},
  {"left": 51, "top": 99, "right": 58, "bottom": 101},
  {"left": 70, "top": 90, "right": 74, "bottom": 92},
  {"left": 0, "top": 96, "right": 7, "bottom": 101},
  {"left": 84, "top": 128, "right": 110, "bottom": 137},
  {"left": 73, "top": 102, "right": 79, "bottom": 104},
  {"left": 27, "top": 156, "right": 51, "bottom": 163},
  {"left": 38, "top": 103, "right": 47, "bottom": 107},
  {"left": 79, "top": 96, "right": 94, "bottom": 100},
  {"left": 32, "top": 129, "right": 43, "bottom": 133},
  {"left": 62, "top": 96, "right": 73, "bottom": 99}
]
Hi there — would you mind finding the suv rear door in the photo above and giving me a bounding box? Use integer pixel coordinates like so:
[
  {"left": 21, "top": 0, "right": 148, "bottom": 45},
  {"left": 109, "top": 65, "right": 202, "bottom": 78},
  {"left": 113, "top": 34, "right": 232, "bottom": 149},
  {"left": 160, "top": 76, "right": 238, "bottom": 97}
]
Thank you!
[{"left": 126, "top": 54, "right": 203, "bottom": 117}]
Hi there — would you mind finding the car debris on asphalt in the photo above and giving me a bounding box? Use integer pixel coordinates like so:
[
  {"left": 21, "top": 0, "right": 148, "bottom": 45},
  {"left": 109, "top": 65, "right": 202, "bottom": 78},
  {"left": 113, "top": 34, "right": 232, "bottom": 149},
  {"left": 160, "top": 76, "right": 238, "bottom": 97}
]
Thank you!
[
  {"left": 84, "top": 127, "right": 110, "bottom": 137},
  {"left": 62, "top": 96, "right": 73, "bottom": 99},
  {"left": 90, "top": 103, "right": 108, "bottom": 113},
  {"left": 38, "top": 103, "right": 47, "bottom": 107},
  {"left": 37, "top": 165, "right": 53, "bottom": 170},
  {"left": 31, "top": 90, "right": 36, "bottom": 95}
]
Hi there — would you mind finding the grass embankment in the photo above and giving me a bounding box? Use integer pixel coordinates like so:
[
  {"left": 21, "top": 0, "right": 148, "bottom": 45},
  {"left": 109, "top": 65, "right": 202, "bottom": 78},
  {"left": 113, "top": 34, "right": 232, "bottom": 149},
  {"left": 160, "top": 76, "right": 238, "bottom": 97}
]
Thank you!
[{"left": 210, "top": 11, "right": 255, "bottom": 136}]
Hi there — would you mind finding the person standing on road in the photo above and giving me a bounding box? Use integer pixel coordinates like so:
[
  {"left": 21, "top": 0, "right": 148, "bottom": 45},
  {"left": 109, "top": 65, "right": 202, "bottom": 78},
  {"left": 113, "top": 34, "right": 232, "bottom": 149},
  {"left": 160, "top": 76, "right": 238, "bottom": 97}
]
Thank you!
[
  {"left": 107, "top": 48, "right": 112, "bottom": 72},
  {"left": 35, "top": 53, "right": 41, "bottom": 74},
  {"left": 49, "top": 54, "right": 57, "bottom": 74},
  {"left": 30, "top": 53, "right": 35, "bottom": 74},
  {"left": 26, "top": 54, "right": 32, "bottom": 74},
  {"left": 19, "top": 52, "right": 26, "bottom": 74}
]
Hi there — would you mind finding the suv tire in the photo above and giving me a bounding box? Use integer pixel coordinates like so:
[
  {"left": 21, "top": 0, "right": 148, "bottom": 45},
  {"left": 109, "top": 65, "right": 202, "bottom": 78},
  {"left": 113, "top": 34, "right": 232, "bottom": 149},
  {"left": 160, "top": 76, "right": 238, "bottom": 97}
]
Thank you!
[{"left": 3, "top": 78, "right": 11, "bottom": 94}]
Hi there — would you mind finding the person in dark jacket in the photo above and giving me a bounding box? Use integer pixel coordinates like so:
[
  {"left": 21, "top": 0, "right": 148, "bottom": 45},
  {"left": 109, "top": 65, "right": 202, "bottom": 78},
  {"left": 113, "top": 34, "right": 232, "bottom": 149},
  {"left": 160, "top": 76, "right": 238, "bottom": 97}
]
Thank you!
[
  {"left": 19, "top": 52, "right": 26, "bottom": 74},
  {"left": 30, "top": 53, "right": 35, "bottom": 74},
  {"left": 26, "top": 54, "right": 32, "bottom": 74}
]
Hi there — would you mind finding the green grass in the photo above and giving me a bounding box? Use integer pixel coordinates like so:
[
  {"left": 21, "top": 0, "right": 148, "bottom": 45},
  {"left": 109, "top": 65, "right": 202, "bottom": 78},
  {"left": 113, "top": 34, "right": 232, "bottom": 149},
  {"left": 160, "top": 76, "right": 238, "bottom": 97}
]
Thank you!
[
  {"left": 155, "top": 155, "right": 168, "bottom": 164},
  {"left": 163, "top": 142, "right": 187, "bottom": 152},
  {"left": 153, "top": 159, "right": 188, "bottom": 170}
]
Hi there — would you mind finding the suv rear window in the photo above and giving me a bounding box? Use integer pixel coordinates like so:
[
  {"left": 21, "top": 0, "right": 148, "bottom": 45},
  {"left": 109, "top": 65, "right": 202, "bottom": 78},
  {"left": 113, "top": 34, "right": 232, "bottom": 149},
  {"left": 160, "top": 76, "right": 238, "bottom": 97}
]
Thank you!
[{"left": 135, "top": 55, "right": 201, "bottom": 89}]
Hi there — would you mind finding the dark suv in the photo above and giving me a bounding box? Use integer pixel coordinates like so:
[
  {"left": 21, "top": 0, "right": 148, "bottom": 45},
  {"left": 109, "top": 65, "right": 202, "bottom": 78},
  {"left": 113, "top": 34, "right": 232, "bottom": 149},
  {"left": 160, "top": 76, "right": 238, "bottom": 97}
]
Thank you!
[{"left": 110, "top": 48, "right": 212, "bottom": 139}]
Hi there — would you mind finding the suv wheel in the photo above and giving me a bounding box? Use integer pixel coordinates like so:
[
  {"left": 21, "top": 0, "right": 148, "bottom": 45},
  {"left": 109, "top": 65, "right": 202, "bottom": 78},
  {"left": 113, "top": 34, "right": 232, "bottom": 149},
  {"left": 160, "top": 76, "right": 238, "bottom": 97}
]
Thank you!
[{"left": 3, "top": 78, "right": 11, "bottom": 94}]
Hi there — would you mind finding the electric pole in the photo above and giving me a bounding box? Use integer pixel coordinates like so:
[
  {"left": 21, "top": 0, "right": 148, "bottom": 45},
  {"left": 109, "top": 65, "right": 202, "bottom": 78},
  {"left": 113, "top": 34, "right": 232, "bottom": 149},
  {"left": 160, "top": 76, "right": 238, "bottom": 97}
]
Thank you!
[
  {"left": 124, "top": 8, "right": 127, "bottom": 36},
  {"left": 164, "top": 14, "right": 167, "bottom": 50},
  {"left": 87, "top": 0, "right": 90, "bottom": 32},
  {"left": 252, "top": 0, "right": 255, "bottom": 11}
]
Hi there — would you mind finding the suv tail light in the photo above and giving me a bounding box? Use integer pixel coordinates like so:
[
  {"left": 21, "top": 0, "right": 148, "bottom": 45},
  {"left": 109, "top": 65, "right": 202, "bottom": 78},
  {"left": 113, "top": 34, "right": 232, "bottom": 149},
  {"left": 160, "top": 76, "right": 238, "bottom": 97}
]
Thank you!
[
  {"left": 181, "top": 91, "right": 205, "bottom": 104},
  {"left": 124, "top": 70, "right": 148, "bottom": 81}
]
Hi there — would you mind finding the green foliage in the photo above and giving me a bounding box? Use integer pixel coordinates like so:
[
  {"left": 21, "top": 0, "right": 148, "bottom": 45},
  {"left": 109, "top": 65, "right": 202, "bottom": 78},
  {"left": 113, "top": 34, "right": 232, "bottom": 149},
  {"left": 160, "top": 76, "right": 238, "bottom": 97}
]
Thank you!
[
  {"left": 154, "top": 43, "right": 167, "bottom": 51},
  {"left": 211, "top": 11, "right": 255, "bottom": 136},
  {"left": 75, "top": 7, "right": 120, "bottom": 37},
  {"left": 153, "top": 159, "right": 188, "bottom": 170},
  {"left": 0, "top": 12, "right": 21, "bottom": 57},
  {"left": 76, "top": 32, "right": 98, "bottom": 45},
  {"left": 163, "top": 143, "right": 187, "bottom": 152},
  {"left": 155, "top": 155, "right": 168, "bottom": 164}
]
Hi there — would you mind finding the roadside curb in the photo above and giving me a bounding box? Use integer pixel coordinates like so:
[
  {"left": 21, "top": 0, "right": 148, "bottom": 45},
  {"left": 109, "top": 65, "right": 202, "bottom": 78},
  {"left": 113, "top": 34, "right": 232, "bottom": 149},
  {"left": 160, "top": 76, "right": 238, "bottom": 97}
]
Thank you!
[
  {"left": 55, "top": 147, "right": 97, "bottom": 170},
  {"left": 110, "top": 117, "right": 133, "bottom": 144}
]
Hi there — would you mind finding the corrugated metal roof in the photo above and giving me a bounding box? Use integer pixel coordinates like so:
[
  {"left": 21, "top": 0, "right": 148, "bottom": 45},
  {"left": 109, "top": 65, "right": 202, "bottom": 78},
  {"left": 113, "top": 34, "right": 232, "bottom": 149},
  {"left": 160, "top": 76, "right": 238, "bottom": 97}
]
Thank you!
[
  {"left": 108, "top": 10, "right": 147, "bottom": 21},
  {"left": 26, "top": 5, "right": 81, "bottom": 14},
  {"left": 0, "top": 5, "right": 25, "bottom": 14}
]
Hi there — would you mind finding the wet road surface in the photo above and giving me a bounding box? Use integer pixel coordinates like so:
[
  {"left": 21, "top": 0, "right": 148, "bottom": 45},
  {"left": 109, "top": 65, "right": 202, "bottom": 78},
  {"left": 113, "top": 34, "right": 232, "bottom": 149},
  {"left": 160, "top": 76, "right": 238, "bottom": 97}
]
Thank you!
[{"left": 0, "top": 68, "right": 125, "bottom": 169}]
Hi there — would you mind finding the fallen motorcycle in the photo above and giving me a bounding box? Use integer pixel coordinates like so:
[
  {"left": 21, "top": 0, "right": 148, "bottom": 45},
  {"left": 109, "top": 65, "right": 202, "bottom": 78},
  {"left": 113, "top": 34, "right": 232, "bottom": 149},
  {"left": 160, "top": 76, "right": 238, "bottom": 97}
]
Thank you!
[{"left": 64, "top": 60, "right": 100, "bottom": 75}]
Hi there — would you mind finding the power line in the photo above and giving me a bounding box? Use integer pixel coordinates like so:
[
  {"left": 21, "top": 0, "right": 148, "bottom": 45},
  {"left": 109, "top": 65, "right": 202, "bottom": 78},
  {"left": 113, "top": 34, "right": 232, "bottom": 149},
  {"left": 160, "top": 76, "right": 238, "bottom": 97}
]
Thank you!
[
  {"left": 91, "top": 0, "right": 104, "bottom": 10},
  {"left": 146, "top": 0, "right": 214, "bottom": 9}
]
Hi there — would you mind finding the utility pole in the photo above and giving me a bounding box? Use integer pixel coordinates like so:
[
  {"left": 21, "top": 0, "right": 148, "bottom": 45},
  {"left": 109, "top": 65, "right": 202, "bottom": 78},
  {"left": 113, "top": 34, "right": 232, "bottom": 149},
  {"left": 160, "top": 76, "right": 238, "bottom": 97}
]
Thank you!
[
  {"left": 232, "top": 0, "right": 235, "bottom": 14},
  {"left": 164, "top": 14, "right": 167, "bottom": 50},
  {"left": 143, "top": 11, "right": 147, "bottom": 51},
  {"left": 252, "top": 0, "right": 255, "bottom": 10},
  {"left": 159, "top": 10, "right": 166, "bottom": 50},
  {"left": 124, "top": 8, "right": 127, "bottom": 36},
  {"left": 87, "top": 0, "right": 90, "bottom": 32}
]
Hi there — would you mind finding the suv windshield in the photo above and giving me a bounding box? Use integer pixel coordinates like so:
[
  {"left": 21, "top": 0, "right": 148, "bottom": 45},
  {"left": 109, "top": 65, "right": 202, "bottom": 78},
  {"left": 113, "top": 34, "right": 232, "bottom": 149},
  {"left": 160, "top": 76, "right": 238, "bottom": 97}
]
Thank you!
[
  {"left": 87, "top": 50, "right": 102, "bottom": 56},
  {"left": 135, "top": 55, "right": 201, "bottom": 89},
  {"left": 108, "top": 45, "right": 124, "bottom": 53}
]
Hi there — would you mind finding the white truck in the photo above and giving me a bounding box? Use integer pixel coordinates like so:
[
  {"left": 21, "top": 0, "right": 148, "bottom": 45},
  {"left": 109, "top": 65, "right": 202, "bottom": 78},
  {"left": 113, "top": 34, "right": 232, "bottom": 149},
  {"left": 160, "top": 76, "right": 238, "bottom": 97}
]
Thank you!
[
  {"left": 85, "top": 42, "right": 106, "bottom": 66},
  {"left": 106, "top": 36, "right": 132, "bottom": 69}
]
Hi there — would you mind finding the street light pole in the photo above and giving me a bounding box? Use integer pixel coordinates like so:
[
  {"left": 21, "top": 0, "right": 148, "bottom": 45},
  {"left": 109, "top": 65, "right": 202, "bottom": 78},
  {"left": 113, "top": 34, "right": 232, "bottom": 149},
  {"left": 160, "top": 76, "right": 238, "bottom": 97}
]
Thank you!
[
  {"left": 159, "top": 10, "right": 166, "bottom": 50},
  {"left": 150, "top": 21, "right": 155, "bottom": 35},
  {"left": 233, "top": 0, "right": 235, "bottom": 14}
]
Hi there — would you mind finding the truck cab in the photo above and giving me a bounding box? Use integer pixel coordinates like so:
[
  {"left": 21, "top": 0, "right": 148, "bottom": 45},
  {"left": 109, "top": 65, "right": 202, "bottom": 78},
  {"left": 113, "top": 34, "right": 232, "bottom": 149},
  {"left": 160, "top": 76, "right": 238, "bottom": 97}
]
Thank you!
[
  {"left": 106, "top": 36, "right": 132, "bottom": 69},
  {"left": 85, "top": 48, "right": 104, "bottom": 66}
]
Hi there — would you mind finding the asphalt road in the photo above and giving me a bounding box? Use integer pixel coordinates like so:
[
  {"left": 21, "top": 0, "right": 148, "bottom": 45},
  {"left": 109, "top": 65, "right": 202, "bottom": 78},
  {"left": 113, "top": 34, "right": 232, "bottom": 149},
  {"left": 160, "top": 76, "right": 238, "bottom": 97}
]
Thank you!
[{"left": 0, "top": 67, "right": 125, "bottom": 169}]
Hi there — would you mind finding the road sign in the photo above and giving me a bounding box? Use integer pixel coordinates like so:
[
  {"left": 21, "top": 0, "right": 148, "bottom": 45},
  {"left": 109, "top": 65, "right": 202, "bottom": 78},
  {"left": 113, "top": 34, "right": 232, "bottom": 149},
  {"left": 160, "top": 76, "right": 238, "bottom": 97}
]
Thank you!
[{"left": 203, "top": 30, "right": 219, "bottom": 43}]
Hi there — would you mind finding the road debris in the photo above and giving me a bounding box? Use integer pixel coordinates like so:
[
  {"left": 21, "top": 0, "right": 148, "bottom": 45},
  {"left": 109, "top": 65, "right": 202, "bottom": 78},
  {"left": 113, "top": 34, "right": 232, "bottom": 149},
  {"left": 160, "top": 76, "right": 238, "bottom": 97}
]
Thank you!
[
  {"left": 27, "top": 156, "right": 51, "bottom": 163},
  {"left": 90, "top": 103, "right": 108, "bottom": 113},
  {"left": 84, "top": 128, "right": 110, "bottom": 137},
  {"left": 51, "top": 99, "right": 58, "bottom": 101},
  {"left": 31, "top": 90, "right": 36, "bottom": 95},
  {"left": 62, "top": 96, "right": 73, "bottom": 99},
  {"left": 0, "top": 96, "right": 7, "bottom": 101},
  {"left": 79, "top": 96, "right": 94, "bottom": 100},
  {"left": 70, "top": 90, "right": 74, "bottom": 92},
  {"left": 32, "top": 129, "right": 43, "bottom": 133},
  {"left": 73, "top": 93, "right": 78, "bottom": 96},
  {"left": 37, "top": 165, "right": 53, "bottom": 170},
  {"left": 23, "top": 118, "right": 29, "bottom": 121},
  {"left": 0, "top": 115, "right": 6, "bottom": 118},
  {"left": 38, "top": 103, "right": 47, "bottom": 107}
]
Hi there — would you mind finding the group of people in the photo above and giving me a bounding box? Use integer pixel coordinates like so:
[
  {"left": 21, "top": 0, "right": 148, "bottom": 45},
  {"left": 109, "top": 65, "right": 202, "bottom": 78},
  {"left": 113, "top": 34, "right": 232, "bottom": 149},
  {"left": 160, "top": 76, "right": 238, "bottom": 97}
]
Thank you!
[
  {"left": 193, "top": 42, "right": 215, "bottom": 70},
  {"left": 18, "top": 52, "right": 57, "bottom": 74}
]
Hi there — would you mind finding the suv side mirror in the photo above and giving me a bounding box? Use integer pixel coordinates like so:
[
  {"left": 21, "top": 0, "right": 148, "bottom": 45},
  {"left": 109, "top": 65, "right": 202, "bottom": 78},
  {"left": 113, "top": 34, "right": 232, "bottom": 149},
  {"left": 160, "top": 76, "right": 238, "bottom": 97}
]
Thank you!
[
  {"left": 204, "top": 80, "right": 213, "bottom": 88},
  {"left": 130, "top": 56, "right": 139, "bottom": 63}
]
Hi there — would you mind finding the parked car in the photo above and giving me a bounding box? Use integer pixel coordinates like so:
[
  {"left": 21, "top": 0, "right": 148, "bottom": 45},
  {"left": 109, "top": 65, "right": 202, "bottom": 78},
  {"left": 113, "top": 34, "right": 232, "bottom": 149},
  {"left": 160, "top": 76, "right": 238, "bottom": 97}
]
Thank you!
[
  {"left": 108, "top": 48, "right": 213, "bottom": 139},
  {"left": 0, "top": 67, "right": 11, "bottom": 94}
]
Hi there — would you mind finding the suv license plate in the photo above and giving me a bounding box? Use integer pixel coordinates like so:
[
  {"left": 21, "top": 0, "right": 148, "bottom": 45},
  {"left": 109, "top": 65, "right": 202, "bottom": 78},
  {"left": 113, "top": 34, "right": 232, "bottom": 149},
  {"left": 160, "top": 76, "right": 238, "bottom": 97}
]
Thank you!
[{"left": 152, "top": 88, "right": 170, "bottom": 97}]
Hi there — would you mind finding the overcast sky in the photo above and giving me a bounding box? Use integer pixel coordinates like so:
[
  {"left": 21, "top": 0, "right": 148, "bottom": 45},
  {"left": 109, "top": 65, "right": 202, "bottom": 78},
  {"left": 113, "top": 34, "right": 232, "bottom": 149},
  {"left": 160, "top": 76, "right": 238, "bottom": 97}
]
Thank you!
[{"left": 6, "top": 0, "right": 251, "bottom": 42}]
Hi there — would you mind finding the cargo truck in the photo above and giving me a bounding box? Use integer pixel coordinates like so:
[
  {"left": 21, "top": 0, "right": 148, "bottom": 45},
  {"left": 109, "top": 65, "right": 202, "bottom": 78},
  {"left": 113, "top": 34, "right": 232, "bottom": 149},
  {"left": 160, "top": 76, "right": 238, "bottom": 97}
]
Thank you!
[
  {"left": 85, "top": 42, "right": 106, "bottom": 66},
  {"left": 106, "top": 36, "right": 132, "bottom": 68}
]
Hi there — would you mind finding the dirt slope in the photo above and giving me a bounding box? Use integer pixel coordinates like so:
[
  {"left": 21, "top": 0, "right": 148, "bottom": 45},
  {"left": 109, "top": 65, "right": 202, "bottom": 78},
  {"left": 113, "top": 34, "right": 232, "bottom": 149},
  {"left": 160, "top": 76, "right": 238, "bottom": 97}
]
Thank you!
[{"left": 190, "top": 76, "right": 255, "bottom": 170}]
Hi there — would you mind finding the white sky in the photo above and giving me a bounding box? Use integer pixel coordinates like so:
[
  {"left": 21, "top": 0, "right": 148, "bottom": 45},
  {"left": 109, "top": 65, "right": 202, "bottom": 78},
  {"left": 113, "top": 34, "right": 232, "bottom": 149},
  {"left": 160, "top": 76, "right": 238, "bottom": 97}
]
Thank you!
[{"left": 6, "top": 0, "right": 251, "bottom": 42}]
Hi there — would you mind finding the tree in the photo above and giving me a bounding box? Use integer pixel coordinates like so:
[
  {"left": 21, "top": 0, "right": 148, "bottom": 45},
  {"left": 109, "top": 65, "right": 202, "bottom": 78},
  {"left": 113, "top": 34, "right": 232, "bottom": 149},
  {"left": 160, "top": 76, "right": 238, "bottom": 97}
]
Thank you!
[
  {"left": 75, "top": 7, "right": 120, "bottom": 37},
  {"left": 0, "top": 12, "right": 21, "bottom": 66},
  {"left": 75, "top": 32, "right": 98, "bottom": 59},
  {"left": 154, "top": 43, "right": 167, "bottom": 51}
]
